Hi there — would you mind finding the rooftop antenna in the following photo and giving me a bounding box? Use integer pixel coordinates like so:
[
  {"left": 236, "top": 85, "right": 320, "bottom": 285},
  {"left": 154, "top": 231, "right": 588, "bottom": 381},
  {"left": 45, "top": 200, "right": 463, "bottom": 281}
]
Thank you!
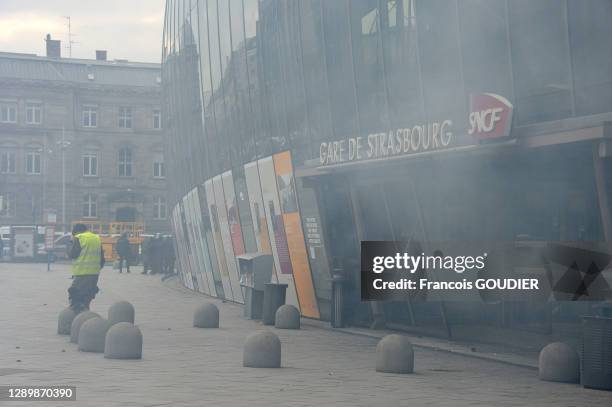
[{"left": 64, "top": 16, "right": 78, "bottom": 57}]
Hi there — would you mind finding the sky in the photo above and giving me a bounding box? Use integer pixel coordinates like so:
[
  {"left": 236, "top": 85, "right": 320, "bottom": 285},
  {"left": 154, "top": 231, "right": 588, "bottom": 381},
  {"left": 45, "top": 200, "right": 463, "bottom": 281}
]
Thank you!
[{"left": 0, "top": 0, "right": 166, "bottom": 63}]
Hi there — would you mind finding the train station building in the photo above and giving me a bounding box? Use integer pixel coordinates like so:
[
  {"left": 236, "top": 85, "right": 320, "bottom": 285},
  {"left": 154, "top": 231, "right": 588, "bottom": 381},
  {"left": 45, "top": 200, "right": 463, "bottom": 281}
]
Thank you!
[{"left": 162, "top": 0, "right": 612, "bottom": 349}]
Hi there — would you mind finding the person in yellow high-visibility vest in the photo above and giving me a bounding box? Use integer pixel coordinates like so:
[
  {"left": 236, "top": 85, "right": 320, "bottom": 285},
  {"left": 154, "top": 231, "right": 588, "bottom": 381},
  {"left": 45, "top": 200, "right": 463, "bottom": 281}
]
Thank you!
[{"left": 68, "top": 224, "right": 105, "bottom": 313}]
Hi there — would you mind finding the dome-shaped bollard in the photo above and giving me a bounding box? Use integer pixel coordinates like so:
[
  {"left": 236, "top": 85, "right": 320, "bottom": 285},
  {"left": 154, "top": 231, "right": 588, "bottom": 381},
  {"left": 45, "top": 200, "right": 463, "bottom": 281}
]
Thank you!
[
  {"left": 243, "top": 331, "right": 281, "bottom": 368},
  {"left": 376, "top": 334, "right": 414, "bottom": 374},
  {"left": 538, "top": 342, "right": 580, "bottom": 383},
  {"left": 70, "top": 311, "right": 100, "bottom": 344},
  {"left": 274, "top": 304, "right": 300, "bottom": 329},
  {"left": 193, "top": 303, "right": 219, "bottom": 328},
  {"left": 104, "top": 322, "right": 142, "bottom": 360},
  {"left": 78, "top": 317, "right": 113, "bottom": 353},
  {"left": 108, "top": 301, "right": 135, "bottom": 325},
  {"left": 57, "top": 307, "right": 77, "bottom": 335}
]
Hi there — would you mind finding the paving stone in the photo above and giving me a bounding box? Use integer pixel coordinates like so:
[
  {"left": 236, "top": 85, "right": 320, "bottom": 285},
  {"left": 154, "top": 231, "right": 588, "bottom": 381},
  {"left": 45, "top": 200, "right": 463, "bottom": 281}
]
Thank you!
[{"left": 1, "top": 263, "right": 611, "bottom": 407}]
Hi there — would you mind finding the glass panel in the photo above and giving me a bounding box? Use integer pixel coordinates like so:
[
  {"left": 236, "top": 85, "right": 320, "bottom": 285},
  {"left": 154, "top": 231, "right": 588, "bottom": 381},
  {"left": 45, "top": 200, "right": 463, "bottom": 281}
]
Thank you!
[
  {"left": 382, "top": 0, "right": 424, "bottom": 128},
  {"left": 350, "top": 0, "right": 389, "bottom": 134},
  {"left": 415, "top": 0, "right": 464, "bottom": 127},
  {"left": 232, "top": 166, "right": 257, "bottom": 253},
  {"left": 258, "top": 0, "right": 290, "bottom": 155},
  {"left": 569, "top": 0, "right": 612, "bottom": 116},
  {"left": 322, "top": 0, "right": 360, "bottom": 142},
  {"left": 300, "top": 0, "right": 333, "bottom": 156},
  {"left": 243, "top": 0, "right": 264, "bottom": 158},
  {"left": 509, "top": 0, "right": 573, "bottom": 124},
  {"left": 457, "top": 0, "right": 513, "bottom": 101}
]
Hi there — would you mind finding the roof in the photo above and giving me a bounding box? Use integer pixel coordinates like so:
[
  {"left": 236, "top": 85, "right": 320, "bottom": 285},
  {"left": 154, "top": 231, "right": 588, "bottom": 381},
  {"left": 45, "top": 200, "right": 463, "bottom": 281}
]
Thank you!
[{"left": 0, "top": 52, "right": 161, "bottom": 88}]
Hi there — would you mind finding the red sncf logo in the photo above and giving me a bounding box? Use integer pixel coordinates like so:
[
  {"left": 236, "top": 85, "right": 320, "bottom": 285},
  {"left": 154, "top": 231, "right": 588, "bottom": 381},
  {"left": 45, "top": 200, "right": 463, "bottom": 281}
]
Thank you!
[{"left": 468, "top": 93, "right": 513, "bottom": 140}]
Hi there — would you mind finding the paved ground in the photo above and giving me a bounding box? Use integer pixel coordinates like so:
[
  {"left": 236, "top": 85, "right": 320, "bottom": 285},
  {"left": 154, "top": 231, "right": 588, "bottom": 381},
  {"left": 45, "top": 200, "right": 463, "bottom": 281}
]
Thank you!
[{"left": 0, "top": 262, "right": 611, "bottom": 407}]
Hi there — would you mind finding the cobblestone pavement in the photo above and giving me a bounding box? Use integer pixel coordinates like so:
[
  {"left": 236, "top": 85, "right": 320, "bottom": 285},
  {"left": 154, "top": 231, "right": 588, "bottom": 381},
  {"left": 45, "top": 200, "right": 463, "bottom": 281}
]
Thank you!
[{"left": 1, "top": 262, "right": 610, "bottom": 407}]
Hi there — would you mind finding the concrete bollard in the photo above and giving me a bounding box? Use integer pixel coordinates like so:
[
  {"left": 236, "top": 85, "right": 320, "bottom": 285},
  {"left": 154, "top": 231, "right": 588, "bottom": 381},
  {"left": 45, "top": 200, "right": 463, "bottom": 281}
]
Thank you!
[
  {"left": 539, "top": 342, "right": 580, "bottom": 383},
  {"left": 78, "top": 317, "right": 113, "bottom": 353},
  {"left": 193, "top": 303, "right": 219, "bottom": 328},
  {"left": 57, "top": 307, "right": 77, "bottom": 335},
  {"left": 243, "top": 330, "right": 281, "bottom": 368},
  {"left": 274, "top": 304, "right": 300, "bottom": 329},
  {"left": 108, "top": 301, "right": 135, "bottom": 325},
  {"left": 104, "top": 322, "right": 142, "bottom": 360},
  {"left": 376, "top": 334, "right": 414, "bottom": 374},
  {"left": 70, "top": 311, "right": 101, "bottom": 344}
]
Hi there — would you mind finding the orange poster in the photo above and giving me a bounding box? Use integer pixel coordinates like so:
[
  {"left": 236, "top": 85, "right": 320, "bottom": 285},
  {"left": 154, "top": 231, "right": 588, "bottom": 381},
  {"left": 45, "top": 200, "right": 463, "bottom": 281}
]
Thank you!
[{"left": 273, "top": 151, "right": 320, "bottom": 319}]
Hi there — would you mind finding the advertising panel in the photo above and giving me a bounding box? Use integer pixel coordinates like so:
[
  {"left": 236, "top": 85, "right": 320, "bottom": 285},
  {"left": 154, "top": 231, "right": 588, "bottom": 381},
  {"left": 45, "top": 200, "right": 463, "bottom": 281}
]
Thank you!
[
  {"left": 233, "top": 167, "right": 258, "bottom": 254},
  {"left": 258, "top": 157, "right": 299, "bottom": 308},
  {"left": 273, "top": 151, "right": 320, "bottom": 318},
  {"left": 187, "top": 190, "right": 211, "bottom": 295},
  {"left": 244, "top": 161, "right": 279, "bottom": 282},
  {"left": 205, "top": 179, "right": 235, "bottom": 301},
  {"left": 12, "top": 226, "right": 35, "bottom": 259},
  {"left": 178, "top": 202, "right": 194, "bottom": 290},
  {"left": 222, "top": 171, "right": 246, "bottom": 257},
  {"left": 192, "top": 188, "right": 217, "bottom": 297},
  {"left": 183, "top": 195, "right": 200, "bottom": 292},
  {"left": 214, "top": 174, "right": 244, "bottom": 303},
  {"left": 296, "top": 180, "right": 332, "bottom": 319},
  {"left": 198, "top": 185, "right": 226, "bottom": 299},
  {"left": 170, "top": 207, "right": 181, "bottom": 276},
  {"left": 187, "top": 194, "right": 203, "bottom": 292}
]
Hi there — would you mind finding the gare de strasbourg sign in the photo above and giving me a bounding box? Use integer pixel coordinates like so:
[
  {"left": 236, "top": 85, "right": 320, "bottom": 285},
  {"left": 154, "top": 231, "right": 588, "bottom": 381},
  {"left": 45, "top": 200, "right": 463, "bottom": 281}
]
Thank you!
[{"left": 318, "top": 93, "right": 514, "bottom": 166}]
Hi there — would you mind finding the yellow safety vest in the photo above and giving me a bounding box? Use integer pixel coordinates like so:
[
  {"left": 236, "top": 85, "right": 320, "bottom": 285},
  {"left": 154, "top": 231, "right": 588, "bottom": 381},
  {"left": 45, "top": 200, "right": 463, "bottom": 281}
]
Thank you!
[{"left": 72, "top": 231, "right": 102, "bottom": 276}]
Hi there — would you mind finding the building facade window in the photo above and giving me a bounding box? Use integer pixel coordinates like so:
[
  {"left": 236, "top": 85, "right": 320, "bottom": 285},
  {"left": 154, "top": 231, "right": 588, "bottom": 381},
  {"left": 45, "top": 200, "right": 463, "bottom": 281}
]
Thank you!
[
  {"left": 0, "top": 103, "right": 17, "bottom": 123},
  {"left": 25, "top": 151, "right": 41, "bottom": 175},
  {"left": 119, "top": 107, "right": 132, "bottom": 128},
  {"left": 0, "top": 192, "right": 15, "bottom": 218},
  {"left": 153, "top": 109, "right": 162, "bottom": 129},
  {"left": 118, "top": 147, "right": 133, "bottom": 177},
  {"left": 153, "top": 196, "right": 167, "bottom": 219},
  {"left": 1, "top": 150, "right": 16, "bottom": 174},
  {"left": 83, "top": 153, "right": 98, "bottom": 176},
  {"left": 82, "top": 193, "right": 97, "bottom": 218},
  {"left": 82, "top": 106, "right": 97, "bottom": 127},
  {"left": 153, "top": 152, "right": 165, "bottom": 178},
  {"left": 25, "top": 102, "right": 42, "bottom": 124}
]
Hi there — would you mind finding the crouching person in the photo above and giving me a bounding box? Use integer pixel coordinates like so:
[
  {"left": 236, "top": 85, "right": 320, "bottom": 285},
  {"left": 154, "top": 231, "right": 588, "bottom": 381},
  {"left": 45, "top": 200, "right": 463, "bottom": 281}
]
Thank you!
[{"left": 68, "top": 223, "right": 105, "bottom": 313}]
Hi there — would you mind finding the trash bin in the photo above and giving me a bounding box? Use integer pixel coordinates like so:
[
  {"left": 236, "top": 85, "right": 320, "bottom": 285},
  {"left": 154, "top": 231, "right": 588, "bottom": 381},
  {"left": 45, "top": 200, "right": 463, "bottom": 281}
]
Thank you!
[
  {"left": 582, "top": 316, "right": 612, "bottom": 390},
  {"left": 262, "top": 283, "right": 288, "bottom": 325},
  {"left": 237, "top": 253, "right": 273, "bottom": 320},
  {"left": 331, "top": 268, "right": 346, "bottom": 328}
]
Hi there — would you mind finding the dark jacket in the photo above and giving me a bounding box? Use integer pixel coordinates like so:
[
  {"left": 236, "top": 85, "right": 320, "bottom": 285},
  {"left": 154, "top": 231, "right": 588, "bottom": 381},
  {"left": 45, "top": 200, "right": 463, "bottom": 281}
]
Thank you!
[
  {"left": 115, "top": 237, "right": 131, "bottom": 258},
  {"left": 162, "top": 238, "right": 175, "bottom": 261}
]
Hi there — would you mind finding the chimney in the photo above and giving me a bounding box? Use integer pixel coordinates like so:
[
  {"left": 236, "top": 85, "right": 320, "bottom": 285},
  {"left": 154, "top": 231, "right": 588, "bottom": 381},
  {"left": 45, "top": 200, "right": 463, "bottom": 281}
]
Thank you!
[
  {"left": 45, "top": 34, "right": 61, "bottom": 58},
  {"left": 95, "top": 50, "right": 107, "bottom": 61}
]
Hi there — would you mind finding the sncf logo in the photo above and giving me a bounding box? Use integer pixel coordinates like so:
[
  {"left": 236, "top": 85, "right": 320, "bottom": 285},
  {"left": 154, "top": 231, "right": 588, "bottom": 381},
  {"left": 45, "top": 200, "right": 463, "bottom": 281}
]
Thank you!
[{"left": 468, "top": 93, "right": 513, "bottom": 140}]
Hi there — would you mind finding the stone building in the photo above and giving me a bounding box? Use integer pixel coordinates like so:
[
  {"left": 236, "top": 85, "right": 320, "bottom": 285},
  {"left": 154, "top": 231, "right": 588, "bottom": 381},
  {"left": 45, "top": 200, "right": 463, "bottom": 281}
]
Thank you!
[{"left": 0, "top": 36, "right": 168, "bottom": 233}]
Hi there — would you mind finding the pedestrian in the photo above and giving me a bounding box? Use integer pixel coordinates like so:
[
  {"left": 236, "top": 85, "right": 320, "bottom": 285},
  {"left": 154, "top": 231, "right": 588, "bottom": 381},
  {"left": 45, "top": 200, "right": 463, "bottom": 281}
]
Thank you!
[
  {"left": 162, "top": 237, "right": 175, "bottom": 274},
  {"left": 116, "top": 232, "right": 131, "bottom": 273},
  {"left": 150, "top": 234, "right": 163, "bottom": 275},
  {"left": 0, "top": 235, "right": 4, "bottom": 261},
  {"left": 67, "top": 223, "right": 105, "bottom": 313},
  {"left": 141, "top": 236, "right": 152, "bottom": 275}
]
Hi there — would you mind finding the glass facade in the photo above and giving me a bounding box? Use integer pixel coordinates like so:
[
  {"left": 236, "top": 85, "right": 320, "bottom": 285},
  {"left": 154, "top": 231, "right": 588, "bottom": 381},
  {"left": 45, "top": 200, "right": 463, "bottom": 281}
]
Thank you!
[
  {"left": 164, "top": 0, "right": 612, "bottom": 191},
  {"left": 163, "top": 0, "right": 612, "bottom": 346}
]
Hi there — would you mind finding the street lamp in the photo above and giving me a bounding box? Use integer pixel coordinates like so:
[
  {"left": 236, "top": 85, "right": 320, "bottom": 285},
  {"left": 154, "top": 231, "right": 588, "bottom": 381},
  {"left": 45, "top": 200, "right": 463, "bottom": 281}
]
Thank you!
[{"left": 56, "top": 126, "right": 71, "bottom": 232}]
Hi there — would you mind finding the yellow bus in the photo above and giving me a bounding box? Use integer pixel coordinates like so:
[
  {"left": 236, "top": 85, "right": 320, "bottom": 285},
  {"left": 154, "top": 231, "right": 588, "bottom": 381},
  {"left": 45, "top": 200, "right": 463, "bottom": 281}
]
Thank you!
[{"left": 71, "top": 221, "right": 146, "bottom": 262}]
